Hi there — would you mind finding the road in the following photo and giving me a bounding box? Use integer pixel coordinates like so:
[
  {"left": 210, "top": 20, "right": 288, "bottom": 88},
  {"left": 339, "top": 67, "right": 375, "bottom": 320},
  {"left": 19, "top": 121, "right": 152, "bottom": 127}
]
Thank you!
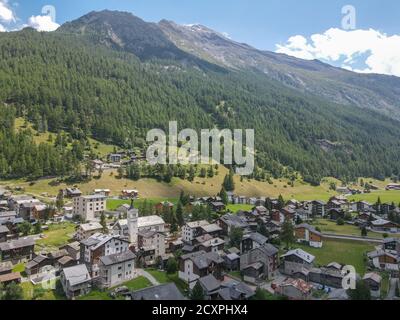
[
  {"left": 136, "top": 269, "right": 160, "bottom": 286},
  {"left": 322, "top": 233, "right": 383, "bottom": 243}
]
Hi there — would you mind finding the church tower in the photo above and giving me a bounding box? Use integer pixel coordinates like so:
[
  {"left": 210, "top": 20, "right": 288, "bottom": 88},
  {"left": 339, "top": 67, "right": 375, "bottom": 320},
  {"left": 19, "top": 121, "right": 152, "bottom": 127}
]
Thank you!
[{"left": 127, "top": 199, "right": 139, "bottom": 246}]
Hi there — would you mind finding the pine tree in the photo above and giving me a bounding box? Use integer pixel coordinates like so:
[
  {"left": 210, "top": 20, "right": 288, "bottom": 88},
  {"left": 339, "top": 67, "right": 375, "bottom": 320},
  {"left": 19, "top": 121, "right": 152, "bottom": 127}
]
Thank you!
[
  {"left": 219, "top": 187, "right": 229, "bottom": 205},
  {"left": 176, "top": 202, "right": 185, "bottom": 226},
  {"left": 280, "top": 218, "right": 295, "bottom": 249},
  {"left": 100, "top": 212, "right": 108, "bottom": 234},
  {"left": 190, "top": 281, "right": 205, "bottom": 300}
]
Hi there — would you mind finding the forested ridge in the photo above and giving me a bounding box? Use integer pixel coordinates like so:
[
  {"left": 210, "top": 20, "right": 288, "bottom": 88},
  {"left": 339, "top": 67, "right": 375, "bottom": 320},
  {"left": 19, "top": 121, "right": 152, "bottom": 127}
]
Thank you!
[{"left": 1, "top": 23, "right": 400, "bottom": 183}]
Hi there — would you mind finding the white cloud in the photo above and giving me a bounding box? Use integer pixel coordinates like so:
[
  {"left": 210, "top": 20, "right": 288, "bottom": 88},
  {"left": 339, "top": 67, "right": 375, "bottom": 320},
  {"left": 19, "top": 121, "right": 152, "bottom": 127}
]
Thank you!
[
  {"left": 0, "top": 0, "right": 15, "bottom": 23},
  {"left": 0, "top": 23, "right": 5, "bottom": 32},
  {"left": 27, "top": 15, "right": 59, "bottom": 32},
  {"left": 276, "top": 28, "right": 400, "bottom": 77}
]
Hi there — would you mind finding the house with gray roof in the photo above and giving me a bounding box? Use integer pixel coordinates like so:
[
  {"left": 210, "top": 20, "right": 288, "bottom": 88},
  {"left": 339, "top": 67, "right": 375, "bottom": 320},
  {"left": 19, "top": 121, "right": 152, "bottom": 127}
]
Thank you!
[
  {"left": 99, "top": 250, "right": 135, "bottom": 288},
  {"left": 0, "top": 237, "right": 35, "bottom": 263},
  {"left": 217, "top": 213, "right": 250, "bottom": 235},
  {"left": 0, "top": 225, "right": 9, "bottom": 243},
  {"left": 240, "top": 232, "right": 268, "bottom": 254},
  {"left": 178, "top": 250, "right": 224, "bottom": 288},
  {"left": 60, "top": 264, "right": 92, "bottom": 299},
  {"left": 130, "top": 283, "right": 186, "bottom": 300},
  {"left": 281, "top": 249, "right": 315, "bottom": 276},
  {"left": 240, "top": 243, "right": 279, "bottom": 283}
]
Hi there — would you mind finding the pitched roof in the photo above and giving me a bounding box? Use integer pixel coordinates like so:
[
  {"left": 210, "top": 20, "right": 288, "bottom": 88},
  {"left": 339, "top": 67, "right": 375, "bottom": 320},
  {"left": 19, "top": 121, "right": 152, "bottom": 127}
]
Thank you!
[
  {"left": 181, "top": 250, "right": 224, "bottom": 269},
  {"left": 257, "top": 243, "right": 279, "bottom": 256},
  {"left": 79, "top": 222, "right": 103, "bottom": 232},
  {"left": 280, "top": 278, "right": 312, "bottom": 295},
  {"left": 281, "top": 248, "right": 315, "bottom": 264},
  {"left": 295, "top": 223, "right": 322, "bottom": 236},
  {"left": 100, "top": 250, "right": 136, "bottom": 266},
  {"left": 198, "top": 274, "right": 221, "bottom": 292},
  {"left": 243, "top": 232, "right": 268, "bottom": 245},
  {"left": 0, "top": 272, "right": 21, "bottom": 283},
  {"left": 0, "top": 238, "right": 35, "bottom": 251},
  {"left": 130, "top": 283, "right": 186, "bottom": 300},
  {"left": 363, "top": 272, "right": 382, "bottom": 284},
  {"left": 62, "top": 264, "right": 91, "bottom": 286}
]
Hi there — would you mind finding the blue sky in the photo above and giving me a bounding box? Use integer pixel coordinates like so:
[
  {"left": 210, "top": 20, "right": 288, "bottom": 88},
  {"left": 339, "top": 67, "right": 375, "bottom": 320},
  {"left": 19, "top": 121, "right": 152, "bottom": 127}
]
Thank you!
[{"left": 1, "top": 0, "right": 400, "bottom": 76}]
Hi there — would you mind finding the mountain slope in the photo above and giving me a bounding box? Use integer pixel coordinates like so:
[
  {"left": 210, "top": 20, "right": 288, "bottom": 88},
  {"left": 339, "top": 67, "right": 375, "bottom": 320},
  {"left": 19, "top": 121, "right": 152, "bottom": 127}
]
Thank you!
[
  {"left": 159, "top": 20, "right": 400, "bottom": 119},
  {"left": 1, "top": 11, "right": 400, "bottom": 183}
]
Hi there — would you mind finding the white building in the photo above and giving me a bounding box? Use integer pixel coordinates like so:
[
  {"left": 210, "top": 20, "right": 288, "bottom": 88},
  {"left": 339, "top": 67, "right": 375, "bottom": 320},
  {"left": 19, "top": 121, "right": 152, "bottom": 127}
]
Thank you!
[
  {"left": 182, "top": 220, "right": 210, "bottom": 244},
  {"left": 112, "top": 215, "right": 165, "bottom": 241},
  {"left": 99, "top": 250, "right": 136, "bottom": 288},
  {"left": 73, "top": 195, "right": 106, "bottom": 221},
  {"left": 138, "top": 230, "right": 166, "bottom": 258}
]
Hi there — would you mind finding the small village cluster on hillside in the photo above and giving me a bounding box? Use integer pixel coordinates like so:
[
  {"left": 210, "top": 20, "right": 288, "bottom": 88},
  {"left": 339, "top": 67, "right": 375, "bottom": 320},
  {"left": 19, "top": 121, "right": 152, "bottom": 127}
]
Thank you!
[{"left": 0, "top": 180, "right": 400, "bottom": 301}]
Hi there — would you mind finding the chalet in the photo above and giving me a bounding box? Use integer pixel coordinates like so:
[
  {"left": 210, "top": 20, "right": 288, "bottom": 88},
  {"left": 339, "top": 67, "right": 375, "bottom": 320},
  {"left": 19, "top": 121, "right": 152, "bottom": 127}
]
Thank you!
[
  {"left": 367, "top": 249, "right": 399, "bottom": 272},
  {"left": 276, "top": 278, "right": 312, "bottom": 300},
  {"left": 270, "top": 210, "right": 284, "bottom": 223},
  {"left": 0, "top": 238, "right": 35, "bottom": 263},
  {"left": 371, "top": 219, "right": 399, "bottom": 232},
  {"left": 265, "top": 220, "right": 282, "bottom": 235},
  {"left": 281, "top": 249, "right": 315, "bottom": 275},
  {"left": 48, "top": 249, "right": 69, "bottom": 269},
  {"left": 240, "top": 232, "right": 268, "bottom": 254},
  {"left": 217, "top": 214, "right": 250, "bottom": 236},
  {"left": 121, "top": 189, "right": 139, "bottom": 199},
  {"left": 58, "top": 256, "right": 76, "bottom": 269},
  {"left": 224, "top": 252, "right": 240, "bottom": 271},
  {"left": 129, "top": 283, "right": 186, "bottom": 300},
  {"left": 357, "top": 201, "right": 372, "bottom": 212},
  {"left": 308, "top": 267, "right": 344, "bottom": 288},
  {"left": 60, "top": 241, "right": 81, "bottom": 261},
  {"left": 108, "top": 153, "right": 122, "bottom": 163},
  {"left": 252, "top": 206, "right": 268, "bottom": 216},
  {"left": 65, "top": 188, "right": 82, "bottom": 198},
  {"left": 240, "top": 243, "right": 279, "bottom": 282},
  {"left": 178, "top": 250, "right": 224, "bottom": 288},
  {"left": 60, "top": 264, "right": 92, "bottom": 299},
  {"left": 197, "top": 274, "right": 221, "bottom": 300},
  {"left": 217, "top": 279, "right": 255, "bottom": 300},
  {"left": 80, "top": 233, "right": 130, "bottom": 278},
  {"left": 155, "top": 201, "right": 174, "bottom": 215},
  {"left": 363, "top": 272, "right": 382, "bottom": 298},
  {"left": 295, "top": 224, "right": 323, "bottom": 248},
  {"left": 295, "top": 208, "right": 311, "bottom": 222},
  {"left": 0, "top": 211, "right": 17, "bottom": 225},
  {"left": 25, "top": 255, "right": 51, "bottom": 276},
  {"left": 0, "top": 225, "right": 9, "bottom": 243},
  {"left": 386, "top": 183, "right": 400, "bottom": 191},
  {"left": 358, "top": 211, "right": 378, "bottom": 222},
  {"left": 98, "top": 250, "right": 136, "bottom": 288},
  {"left": 326, "top": 208, "right": 345, "bottom": 221},
  {"left": 383, "top": 238, "right": 400, "bottom": 252},
  {"left": 209, "top": 201, "right": 226, "bottom": 212},
  {"left": 93, "top": 189, "right": 111, "bottom": 197},
  {"left": 281, "top": 206, "right": 295, "bottom": 221},
  {"left": 0, "top": 272, "right": 21, "bottom": 286},
  {"left": 75, "top": 222, "right": 103, "bottom": 241},
  {"left": 309, "top": 200, "right": 326, "bottom": 217}
]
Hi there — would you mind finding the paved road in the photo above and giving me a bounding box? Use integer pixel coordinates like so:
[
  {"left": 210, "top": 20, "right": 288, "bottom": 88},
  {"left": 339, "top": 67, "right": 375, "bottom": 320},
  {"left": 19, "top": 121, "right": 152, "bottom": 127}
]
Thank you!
[
  {"left": 136, "top": 269, "right": 160, "bottom": 286},
  {"left": 322, "top": 233, "right": 383, "bottom": 243}
]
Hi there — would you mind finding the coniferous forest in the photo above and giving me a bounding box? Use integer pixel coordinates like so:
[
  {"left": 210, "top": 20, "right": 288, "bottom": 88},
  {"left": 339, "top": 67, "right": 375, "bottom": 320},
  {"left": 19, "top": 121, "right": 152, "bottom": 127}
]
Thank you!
[{"left": 1, "top": 25, "right": 400, "bottom": 183}]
